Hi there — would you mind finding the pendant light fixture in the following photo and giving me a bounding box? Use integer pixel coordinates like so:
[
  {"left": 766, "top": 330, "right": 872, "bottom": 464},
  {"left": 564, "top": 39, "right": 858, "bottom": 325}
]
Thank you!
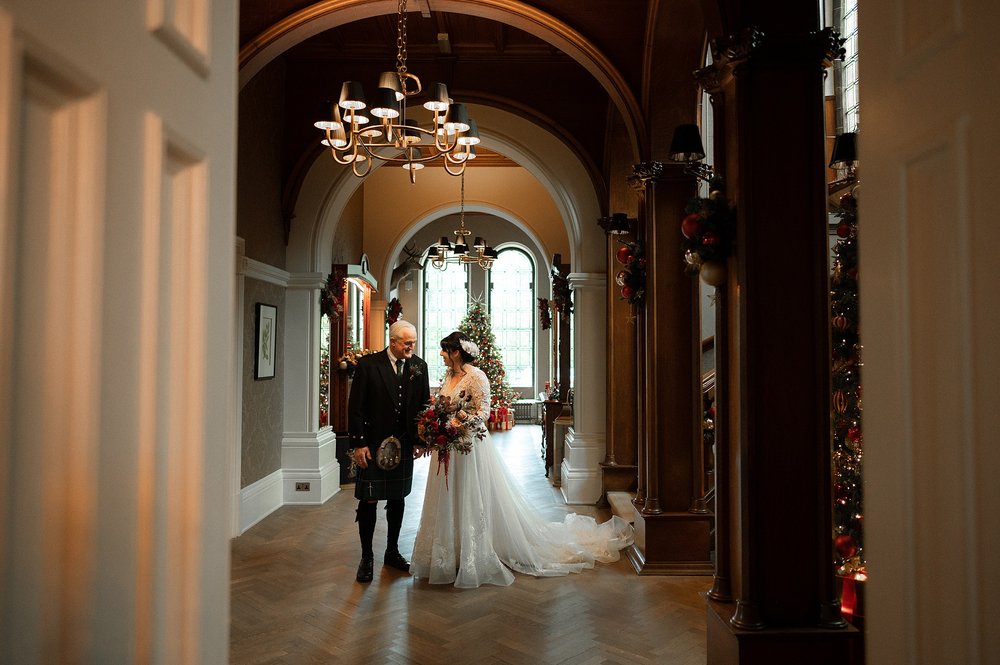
[
  {"left": 427, "top": 171, "right": 496, "bottom": 271},
  {"left": 314, "top": 0, "right": 480, "bottom": 183}
]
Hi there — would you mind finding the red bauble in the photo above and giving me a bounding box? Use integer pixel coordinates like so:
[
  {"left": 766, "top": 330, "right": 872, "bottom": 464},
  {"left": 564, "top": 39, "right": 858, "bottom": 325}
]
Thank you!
[
  {"left": 616, "top": 245, "right": 634, "bottom": 265},
  {"left": 701, "top": 231, "right": 720, "bottom": 247},
  {"left": 621, "top": 285, "right": 635, "bottom": 299},
  {"left": 835, "top": 533, "right": 858, "bottom": 558},
  {"left": 837, "top": 223, "right": 850, "bottom": 238},
  {"left": 681, "top": 213, "right": 702, "bottom": 239},
  {"left": 847, "top": 426, "right": 862, "bottom": 444}
]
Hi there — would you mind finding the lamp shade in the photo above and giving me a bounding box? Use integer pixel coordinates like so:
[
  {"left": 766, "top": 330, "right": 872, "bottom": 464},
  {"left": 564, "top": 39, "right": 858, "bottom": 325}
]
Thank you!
[
  {"left": 424, "top": 83, "right": 450, "bottom": 112},
  {"left": 370, "top": 87, "right": 400, "bottom": 119},
  {"left": 669, "top": 123, "right": 706, "bottom": 162},
  {"left": 457, "top": 118, "right": 480, "bottom": 145},
  {"left": 378, "top": 71, "right": 405, "bottom": 101},
  {"left": 444, "top": 103, "right": 470, "bottom": 132},
  {"left": 338, "top": 81, "right": 366, "bottom": 110},
  {"left": 401, "top": 118, "right": 422, "bottom": 145},
  {"left": 314, "top": 101, "right": 343, "bottom": 131},
  {"left": 322, "top": 124, "right": 349, "bottom": 149},
  {"left": 829, "top": 132, "right": 858, "bottom": 168},
  {"left": 608, "top": 213, "right": 631, "bottom": 235}
]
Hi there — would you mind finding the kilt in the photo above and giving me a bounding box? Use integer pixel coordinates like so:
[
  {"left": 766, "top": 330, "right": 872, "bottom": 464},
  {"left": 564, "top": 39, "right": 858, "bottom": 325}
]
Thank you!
[{"left": 354, "top": 450, "right": 414, "bottom": 500}]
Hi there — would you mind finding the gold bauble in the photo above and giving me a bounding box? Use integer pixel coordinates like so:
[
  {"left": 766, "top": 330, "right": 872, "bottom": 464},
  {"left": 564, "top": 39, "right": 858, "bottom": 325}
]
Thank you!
[
  {"left": 699, "top": 260, "right": 726, "bottom": 286},
  {"left": 833, "top": 390, "right": 848, "bottom": 414}
]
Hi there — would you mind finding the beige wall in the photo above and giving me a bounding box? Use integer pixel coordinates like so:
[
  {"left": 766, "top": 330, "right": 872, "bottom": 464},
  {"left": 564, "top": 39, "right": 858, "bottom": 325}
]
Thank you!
[
  {"left": 361, "top": 165, "right": 568, "bottom": 291},
  {"left": 241, "top": 279, "right": 285, "bottom": 487}
]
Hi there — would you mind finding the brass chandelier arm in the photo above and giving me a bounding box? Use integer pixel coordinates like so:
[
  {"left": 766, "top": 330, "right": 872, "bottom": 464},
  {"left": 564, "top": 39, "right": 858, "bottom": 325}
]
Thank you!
[{"left": 442, "top": 157, "right": 469, "bottom": 177}]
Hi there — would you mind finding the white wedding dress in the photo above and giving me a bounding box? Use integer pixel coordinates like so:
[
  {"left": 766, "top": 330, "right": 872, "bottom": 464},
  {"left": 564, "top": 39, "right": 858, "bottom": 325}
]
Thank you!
[{"left": 410, "top": 365, "right": 634, "bottom": 588}]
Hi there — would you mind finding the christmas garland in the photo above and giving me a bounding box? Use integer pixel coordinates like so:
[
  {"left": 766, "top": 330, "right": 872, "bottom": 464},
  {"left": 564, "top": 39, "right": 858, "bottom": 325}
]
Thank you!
[
  {"left": 385, "top": 297, "right": 402, "bottom": 326},
  {"left": 537, "top": 297, "right": 552, "bottom": 330},
  {"left": 830, "top": 189, "right": 865, "bottom": 580},
  {"left": 614, "top": 240, "right": 646, "bottom": 306},
  {"left": 320, "top": 268, "right": 346, "bottom": 320},
  {"left": 680, "top": 186, "right": 736, "bottom": 285},
  {"left": 551, "top": 272, "right": 573, "bottom": 319}
]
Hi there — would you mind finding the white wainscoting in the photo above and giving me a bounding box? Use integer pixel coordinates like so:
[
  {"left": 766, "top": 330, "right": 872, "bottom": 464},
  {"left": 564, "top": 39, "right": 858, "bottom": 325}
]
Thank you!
[{"left": 239, "top": 469, "right": 283, "bottom": 534}]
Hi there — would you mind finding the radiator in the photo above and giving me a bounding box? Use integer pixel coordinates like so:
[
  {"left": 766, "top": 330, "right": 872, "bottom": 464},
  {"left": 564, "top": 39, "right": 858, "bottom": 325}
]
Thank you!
[{"left": 512, "top": 399, "right": 541, "bottom": 423}]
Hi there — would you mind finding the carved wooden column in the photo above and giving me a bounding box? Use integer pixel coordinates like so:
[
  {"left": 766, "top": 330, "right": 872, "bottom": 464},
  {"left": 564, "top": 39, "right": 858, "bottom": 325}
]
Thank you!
[
  {"left": 626, "top": 161, "right": 712, "bottom": 575},
  {"left": 701, "top": 14, "right": 859, "bottom": 662},
  {"left": 700, "top": 80, "right": 734, "bottom": 607}
]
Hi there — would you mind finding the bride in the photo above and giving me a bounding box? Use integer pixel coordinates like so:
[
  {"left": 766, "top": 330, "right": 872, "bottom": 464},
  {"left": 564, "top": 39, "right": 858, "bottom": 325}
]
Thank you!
[{"left": 410, "top": 331, "right": 634, "bottom": 588}]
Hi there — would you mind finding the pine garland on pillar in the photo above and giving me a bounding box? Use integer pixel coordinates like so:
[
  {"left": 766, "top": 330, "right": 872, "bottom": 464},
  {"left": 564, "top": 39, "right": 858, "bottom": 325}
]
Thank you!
[
  {"left": 458, "top": 301, "right": 519, "bottom": 428},
  {"left": 319, "top": 331, "right": 330, "bottom": 428},
  {"left": 831, "top": 191, "right": 865, "bottom": 580}
]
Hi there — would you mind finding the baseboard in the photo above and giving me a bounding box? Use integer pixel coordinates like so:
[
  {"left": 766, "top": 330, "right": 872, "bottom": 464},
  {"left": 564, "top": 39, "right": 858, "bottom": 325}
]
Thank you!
[
  {"left": 283, "top": 460, "right": 341, "bottom": 505},
  {"left": 239, "top": 469, "right": 283, "bottom": 534}
]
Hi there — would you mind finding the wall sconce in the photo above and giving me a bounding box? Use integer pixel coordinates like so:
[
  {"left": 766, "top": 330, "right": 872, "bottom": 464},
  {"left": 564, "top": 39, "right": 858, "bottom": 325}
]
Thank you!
[
  {"left": 669, "top": 123, "right": 716, "bottom": 184},
  {"left": 598, "top": 212, "right": 635, "bottom": 236},
  {"left": 828, "top": 131, "right": 858, "bottom": 196}
]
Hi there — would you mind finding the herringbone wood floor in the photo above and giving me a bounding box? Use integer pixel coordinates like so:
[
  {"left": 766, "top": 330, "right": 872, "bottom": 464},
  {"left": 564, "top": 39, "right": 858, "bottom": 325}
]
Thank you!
[{"left": 231, "top": 426, "right": 710, "bottom": 664}]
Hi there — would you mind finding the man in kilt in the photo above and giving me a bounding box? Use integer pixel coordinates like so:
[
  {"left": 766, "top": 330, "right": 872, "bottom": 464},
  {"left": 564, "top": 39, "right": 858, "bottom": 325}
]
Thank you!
[{"left": 347, "top": 320, "right": 430, "bottom": 583}]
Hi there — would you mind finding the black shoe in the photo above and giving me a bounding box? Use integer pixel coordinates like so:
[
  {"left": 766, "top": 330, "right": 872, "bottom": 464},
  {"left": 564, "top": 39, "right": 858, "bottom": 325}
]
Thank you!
[
  {"left": 383, "top": 550, "right": 411, "bottom": 572},
  {"left": 356, "top": 556, "right": 374, "bottom": 583}
]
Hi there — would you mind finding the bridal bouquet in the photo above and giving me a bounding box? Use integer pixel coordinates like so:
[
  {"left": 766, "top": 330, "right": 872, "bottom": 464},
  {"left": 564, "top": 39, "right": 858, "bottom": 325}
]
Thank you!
[{"left": 416, "top": 391, "right": 485, "bottom": 487}]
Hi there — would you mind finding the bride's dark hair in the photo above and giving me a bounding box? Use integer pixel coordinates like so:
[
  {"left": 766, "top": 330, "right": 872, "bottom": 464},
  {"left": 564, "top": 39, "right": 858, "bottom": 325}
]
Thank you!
[{"left": 440, "top": 331, "right": 477, "bottom": 364}]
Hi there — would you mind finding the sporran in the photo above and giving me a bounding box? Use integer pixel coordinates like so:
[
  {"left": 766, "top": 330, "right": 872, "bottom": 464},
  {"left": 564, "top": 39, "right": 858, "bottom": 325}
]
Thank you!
[{"left": 376, "top": 436, "right": 402, "bottom": 470}]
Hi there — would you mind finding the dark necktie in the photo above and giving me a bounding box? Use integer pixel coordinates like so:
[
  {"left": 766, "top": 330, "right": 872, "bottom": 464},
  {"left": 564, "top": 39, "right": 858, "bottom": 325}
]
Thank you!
[{"left": 396, "top": 359, "right": 404, "bottom": 380}]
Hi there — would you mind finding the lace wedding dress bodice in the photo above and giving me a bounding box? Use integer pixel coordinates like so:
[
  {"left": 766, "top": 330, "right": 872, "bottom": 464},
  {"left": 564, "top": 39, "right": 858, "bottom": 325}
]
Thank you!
[
  {"left": 439, "top": 366, "right": 490, "bottom": 436},
  {"left": 410, "top": 364, "right": 634, "bottom": 588}
]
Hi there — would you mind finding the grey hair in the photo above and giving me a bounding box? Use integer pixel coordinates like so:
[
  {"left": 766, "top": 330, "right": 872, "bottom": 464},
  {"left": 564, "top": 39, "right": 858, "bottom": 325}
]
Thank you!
[{"left": 388, "top": 319, "right": 416, "bottom": 340}]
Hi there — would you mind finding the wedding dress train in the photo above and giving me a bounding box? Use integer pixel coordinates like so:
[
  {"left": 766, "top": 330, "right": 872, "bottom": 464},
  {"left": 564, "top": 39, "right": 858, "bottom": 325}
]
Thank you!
[{"left": 410, "top": 365, "right": 634, "bottom": 588}]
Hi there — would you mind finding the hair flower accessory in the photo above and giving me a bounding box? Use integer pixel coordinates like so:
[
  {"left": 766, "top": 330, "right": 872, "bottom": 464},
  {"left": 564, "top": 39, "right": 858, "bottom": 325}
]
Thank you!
[{"left": 460, "top": 339, "right": 480, "bottom": 359}]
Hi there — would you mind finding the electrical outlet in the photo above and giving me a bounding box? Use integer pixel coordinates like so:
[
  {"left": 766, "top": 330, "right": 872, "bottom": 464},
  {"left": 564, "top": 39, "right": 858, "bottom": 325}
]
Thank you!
[{"left": 295, "top": 482, "right": 310, "bottom": 492}]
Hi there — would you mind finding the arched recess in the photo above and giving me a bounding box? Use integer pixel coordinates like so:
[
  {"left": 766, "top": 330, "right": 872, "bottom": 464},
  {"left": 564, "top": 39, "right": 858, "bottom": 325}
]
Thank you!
[
  {"left": 379, "top": 204, "right": 551, "bottom": 293},
  {"left": 238, "top": 0, "right": 645, "bottom": 162}
]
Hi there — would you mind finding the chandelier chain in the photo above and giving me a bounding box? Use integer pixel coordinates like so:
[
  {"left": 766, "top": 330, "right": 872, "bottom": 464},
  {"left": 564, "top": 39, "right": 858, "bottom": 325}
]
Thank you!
[
  {"left": 459, "top": 171, "right": 466, "bottom": 226},
  {"left": 396, "top": 0, "right": 408, "bottom": 77}
]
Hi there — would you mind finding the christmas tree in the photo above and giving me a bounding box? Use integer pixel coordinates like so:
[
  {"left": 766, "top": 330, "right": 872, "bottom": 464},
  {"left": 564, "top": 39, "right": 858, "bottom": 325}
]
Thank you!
[
  {"left": 830, "top": 191, "right": 865, "bottom": 580},
  {"left": 458, "top": 301, "right": 518, "bottom": 413}
]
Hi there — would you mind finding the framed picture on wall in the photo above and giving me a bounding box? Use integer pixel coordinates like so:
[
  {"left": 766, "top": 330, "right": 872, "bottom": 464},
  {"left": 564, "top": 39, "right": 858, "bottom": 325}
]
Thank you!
[{"left": 255, "top": 303, "right": 277, "bottom": 380}]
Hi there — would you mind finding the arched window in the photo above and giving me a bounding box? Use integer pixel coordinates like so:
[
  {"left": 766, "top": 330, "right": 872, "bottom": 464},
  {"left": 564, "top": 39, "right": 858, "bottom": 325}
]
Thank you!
[
  {"left": 489, "top": 247, "right": 535, "bottom": 390},
  {"left": 422, "top": 260, "right": 468, "bottom": 386},
  {"left": 836, "top": 0, "right": 860, "bottom": 132}
]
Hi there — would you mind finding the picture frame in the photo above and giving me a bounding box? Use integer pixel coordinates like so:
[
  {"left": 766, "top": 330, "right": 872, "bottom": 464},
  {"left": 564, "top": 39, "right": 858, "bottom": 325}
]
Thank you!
[{"left": 254, "top": 303, "right": 277, "bottom": 380}]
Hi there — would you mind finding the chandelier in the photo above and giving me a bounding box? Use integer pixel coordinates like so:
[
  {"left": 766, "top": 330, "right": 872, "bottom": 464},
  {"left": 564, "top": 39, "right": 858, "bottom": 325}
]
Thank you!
[
  {"left": 314, "top": 0, "right": 479, "bottom": 183},
  {"left": 427, "top": 171, "right": 496, "bottom": 271}
]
